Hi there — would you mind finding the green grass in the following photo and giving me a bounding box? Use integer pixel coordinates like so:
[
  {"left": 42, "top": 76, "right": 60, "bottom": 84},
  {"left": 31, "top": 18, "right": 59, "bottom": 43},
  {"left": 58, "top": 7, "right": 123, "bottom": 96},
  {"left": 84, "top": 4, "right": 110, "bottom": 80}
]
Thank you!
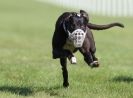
[{"left": 0, "top": 0, "right": 133, "bottom": 98}]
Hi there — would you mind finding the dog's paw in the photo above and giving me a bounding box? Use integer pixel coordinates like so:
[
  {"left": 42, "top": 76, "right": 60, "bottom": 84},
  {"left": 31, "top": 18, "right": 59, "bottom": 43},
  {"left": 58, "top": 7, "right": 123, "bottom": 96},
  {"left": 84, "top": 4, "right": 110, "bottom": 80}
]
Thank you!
[
  {"left": 63, "top": 82, "right": 69, "bottom": 88},
  {"left": 70, "top": 57, "right": 77, "bottom": 64},
  {"left": 90, "top": 61, "right": 99, "bottom": 68}
]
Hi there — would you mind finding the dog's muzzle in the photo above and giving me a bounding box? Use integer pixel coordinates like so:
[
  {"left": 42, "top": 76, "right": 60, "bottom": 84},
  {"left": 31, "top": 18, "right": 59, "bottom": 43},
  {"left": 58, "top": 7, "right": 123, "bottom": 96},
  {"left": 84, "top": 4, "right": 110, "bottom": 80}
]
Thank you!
[{"left": 68, "top": 29, "right": 87, "bottom": 47}]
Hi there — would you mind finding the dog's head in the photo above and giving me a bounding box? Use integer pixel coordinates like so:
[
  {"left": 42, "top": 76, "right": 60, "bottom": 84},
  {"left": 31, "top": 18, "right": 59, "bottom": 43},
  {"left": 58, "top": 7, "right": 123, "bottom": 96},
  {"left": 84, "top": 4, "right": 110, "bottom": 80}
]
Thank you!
[{"left": 63, "top": 10, "right": 89, "bottom": 47}]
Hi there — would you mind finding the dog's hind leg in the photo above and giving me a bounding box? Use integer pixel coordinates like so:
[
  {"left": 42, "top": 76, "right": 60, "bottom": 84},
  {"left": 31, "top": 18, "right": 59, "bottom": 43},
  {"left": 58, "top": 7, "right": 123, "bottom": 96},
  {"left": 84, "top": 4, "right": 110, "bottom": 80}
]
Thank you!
[{"left": 60, "top": 58, "right": 69, "bottom": 87}]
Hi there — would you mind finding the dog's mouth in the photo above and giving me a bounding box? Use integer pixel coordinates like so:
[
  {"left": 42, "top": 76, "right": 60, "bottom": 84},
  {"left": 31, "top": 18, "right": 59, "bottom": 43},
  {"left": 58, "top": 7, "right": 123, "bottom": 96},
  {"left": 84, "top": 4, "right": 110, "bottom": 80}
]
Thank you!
[{"left": 67, "top": 29, "right": 87, "bottom": 47}]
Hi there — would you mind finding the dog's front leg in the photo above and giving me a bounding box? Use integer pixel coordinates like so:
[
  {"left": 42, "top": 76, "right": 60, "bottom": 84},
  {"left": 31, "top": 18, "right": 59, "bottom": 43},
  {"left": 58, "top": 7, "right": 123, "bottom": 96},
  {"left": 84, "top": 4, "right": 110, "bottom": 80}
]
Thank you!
[
  {"left": 60, "top": 58, "right": 69, "bottom": 87},
  {"left": 79, "top": 48, "right": 93, "bottom": 67},
  {"left": 79, "top": 48, "right": 99, "bottom": 68}
]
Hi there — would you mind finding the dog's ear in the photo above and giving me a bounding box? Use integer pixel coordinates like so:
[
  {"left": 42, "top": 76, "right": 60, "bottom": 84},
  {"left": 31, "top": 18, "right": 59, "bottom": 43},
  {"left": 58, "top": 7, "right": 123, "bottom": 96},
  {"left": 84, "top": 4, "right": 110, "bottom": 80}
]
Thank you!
[
  {"left": 63, "top": 13, "right": 73, "bottom": 32},
  {"left": 63, "top": 21, "right": 67, "bottom": 32},
  {"left": 80, "top": 10, "right": 89, "bottom": 22}
]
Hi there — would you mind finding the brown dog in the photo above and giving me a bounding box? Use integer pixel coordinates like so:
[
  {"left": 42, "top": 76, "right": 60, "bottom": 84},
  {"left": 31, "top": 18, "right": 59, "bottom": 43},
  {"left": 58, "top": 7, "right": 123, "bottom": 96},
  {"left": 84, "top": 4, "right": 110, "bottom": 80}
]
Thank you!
[{"left": 52, "top": 10, "right": 124, "bottom": 87}]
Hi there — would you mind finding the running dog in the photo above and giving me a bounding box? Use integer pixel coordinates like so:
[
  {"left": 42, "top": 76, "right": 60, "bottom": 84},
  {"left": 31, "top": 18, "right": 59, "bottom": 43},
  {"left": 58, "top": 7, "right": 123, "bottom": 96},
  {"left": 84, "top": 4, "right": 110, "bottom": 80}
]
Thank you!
[{"left": 52, "top": 10, "right": 124, "bottom": 87}]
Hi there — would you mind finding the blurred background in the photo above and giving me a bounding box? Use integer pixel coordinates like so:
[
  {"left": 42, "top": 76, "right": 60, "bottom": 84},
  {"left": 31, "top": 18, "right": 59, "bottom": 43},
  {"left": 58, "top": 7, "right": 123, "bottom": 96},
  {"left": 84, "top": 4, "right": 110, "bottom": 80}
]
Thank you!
[
  {"left": 41, "top": 0, "right": 133, "bottom": 17},
  {"left": 0, "top": 0, "right": 133, "bottom": 98}
]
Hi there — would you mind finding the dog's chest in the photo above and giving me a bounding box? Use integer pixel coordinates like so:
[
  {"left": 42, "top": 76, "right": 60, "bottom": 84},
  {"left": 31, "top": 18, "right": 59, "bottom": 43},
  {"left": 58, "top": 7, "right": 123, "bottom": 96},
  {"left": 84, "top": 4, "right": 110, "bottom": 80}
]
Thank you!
[{"left": 63, "top": 39, "right": 76, "bottom": 52}]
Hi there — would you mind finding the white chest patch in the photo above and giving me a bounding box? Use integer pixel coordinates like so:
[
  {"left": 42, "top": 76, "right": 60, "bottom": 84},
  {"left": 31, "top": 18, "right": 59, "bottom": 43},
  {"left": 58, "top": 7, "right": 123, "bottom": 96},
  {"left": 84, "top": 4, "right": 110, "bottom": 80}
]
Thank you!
[{"left": 63, "top": 39, "right": 75, "bottom": 52}]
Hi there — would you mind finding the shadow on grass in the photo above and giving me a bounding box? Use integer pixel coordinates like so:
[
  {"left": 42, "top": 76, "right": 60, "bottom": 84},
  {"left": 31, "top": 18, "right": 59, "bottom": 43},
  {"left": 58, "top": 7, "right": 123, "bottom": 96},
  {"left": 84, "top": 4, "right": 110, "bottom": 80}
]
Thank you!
[
  {"left": 0, "top": 86, "right": 33, "bottom": 96},
  {"left": 44, "top": 85, "right": 63, "bottom": 96},
  {"left": 0, "top": 85, "right": 63, "bottom": 96},
  {"left": 112, "top": 75, "right": 133, "bottom": 83}
]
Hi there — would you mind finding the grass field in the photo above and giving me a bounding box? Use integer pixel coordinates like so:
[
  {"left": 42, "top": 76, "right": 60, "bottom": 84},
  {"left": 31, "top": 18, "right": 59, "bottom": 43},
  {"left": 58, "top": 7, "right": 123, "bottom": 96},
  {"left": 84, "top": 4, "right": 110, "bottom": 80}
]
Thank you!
[{"left": 0, "top": 0, "right": 133, "bottom": 98}]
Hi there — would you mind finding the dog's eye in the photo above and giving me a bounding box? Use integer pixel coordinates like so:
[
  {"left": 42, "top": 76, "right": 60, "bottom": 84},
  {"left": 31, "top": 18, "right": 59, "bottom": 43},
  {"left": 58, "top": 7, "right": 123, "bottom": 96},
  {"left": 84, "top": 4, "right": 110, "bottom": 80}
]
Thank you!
[{"left": 71, "top": 24, "right": 75, "bottom": 28}]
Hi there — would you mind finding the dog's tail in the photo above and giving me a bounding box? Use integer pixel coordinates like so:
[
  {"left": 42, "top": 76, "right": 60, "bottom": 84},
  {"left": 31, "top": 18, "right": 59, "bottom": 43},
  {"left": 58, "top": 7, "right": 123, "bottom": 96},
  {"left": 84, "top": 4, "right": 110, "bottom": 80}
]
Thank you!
[{"left": 87, "top": 22, "right": 124, "bottom": 30}]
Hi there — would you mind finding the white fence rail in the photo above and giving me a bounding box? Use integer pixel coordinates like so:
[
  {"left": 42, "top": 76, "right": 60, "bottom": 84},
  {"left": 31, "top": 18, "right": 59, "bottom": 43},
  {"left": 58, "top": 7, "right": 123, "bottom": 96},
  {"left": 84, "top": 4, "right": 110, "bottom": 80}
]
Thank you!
[{"left": 39, "top": 0, "right": 133, "bottom": 17}]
